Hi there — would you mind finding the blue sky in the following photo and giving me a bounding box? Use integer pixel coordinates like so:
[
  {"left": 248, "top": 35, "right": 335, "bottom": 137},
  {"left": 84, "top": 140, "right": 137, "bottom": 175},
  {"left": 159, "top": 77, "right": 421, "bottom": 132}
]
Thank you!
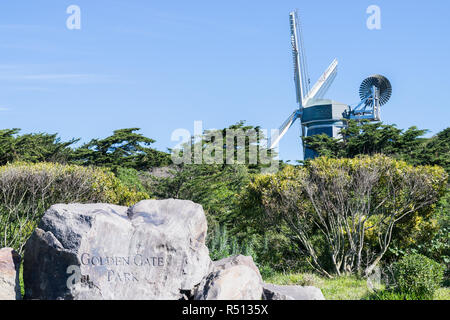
[{"left": 0, "top": 0, "right": 449, "bottom": 162}]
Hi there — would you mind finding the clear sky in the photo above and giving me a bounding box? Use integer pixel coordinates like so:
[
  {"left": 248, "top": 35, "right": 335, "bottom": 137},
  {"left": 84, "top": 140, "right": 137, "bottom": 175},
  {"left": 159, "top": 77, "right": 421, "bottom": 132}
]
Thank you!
[{"left": 0, "top": 0, "right": 449, "bottom": 162}]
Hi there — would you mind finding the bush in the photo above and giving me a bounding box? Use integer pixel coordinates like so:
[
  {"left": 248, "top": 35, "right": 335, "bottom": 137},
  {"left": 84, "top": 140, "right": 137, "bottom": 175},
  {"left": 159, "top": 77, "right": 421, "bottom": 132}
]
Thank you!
[
  {"left": 207, "top": 224, "right": 254, "bottom": 261},
  {"left": 241, "top": 155, "right": 447, "bottom": 277},
  {"left": 394, "top": 254, "right": 445, "bottom": 299},
  {"left": 259, "top": 265, "right": 276, "bottom": 280},
  {"left": 115, "top": 167, "right": 148, "bottom": 194},
  {"left": 0, "top": 162, "right": 149, "bottom": 252}
]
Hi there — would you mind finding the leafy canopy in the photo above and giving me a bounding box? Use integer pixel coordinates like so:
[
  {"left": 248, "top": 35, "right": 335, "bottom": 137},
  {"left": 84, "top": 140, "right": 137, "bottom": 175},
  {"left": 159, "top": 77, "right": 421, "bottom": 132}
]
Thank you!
[
  {"left": 71, "top": 128, "right": 171, "bottom": 171},
  {"left": 303, "top": 120, "right": 436, "bottom": 166},
  {"left": 0, "top": 128, "right": 77, "bottom": 165}
]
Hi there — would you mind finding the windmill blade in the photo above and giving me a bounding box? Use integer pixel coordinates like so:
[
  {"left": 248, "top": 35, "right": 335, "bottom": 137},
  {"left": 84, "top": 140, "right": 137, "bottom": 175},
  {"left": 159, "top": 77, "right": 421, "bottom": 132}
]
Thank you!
[
  {"left": 289, "top": 11, "right": 305, "bottom": 108},
  {"left": 270, "top": 110, "right": 301, "bottom": 149},
  {"left": 304, "top": 58, "right": 338, "bottom": 105}
]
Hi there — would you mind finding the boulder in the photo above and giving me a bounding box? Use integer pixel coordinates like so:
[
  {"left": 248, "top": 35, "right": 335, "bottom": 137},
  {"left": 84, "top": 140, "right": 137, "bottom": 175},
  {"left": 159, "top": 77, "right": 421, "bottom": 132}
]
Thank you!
[
  {"left": 262, "top": 283, "right": 325, "bottom": 300},
  {"left": 23, "top": 199, "right": 212, "bottom": 300},
  {"left": 195, "top": 255, "right": 263, "bottom": 300},
  {"left": 213, "top": 255, "right": 262, "bottom": 282},
  {"left": 0, "top": 248, "right": 21, "bottom": 300}
]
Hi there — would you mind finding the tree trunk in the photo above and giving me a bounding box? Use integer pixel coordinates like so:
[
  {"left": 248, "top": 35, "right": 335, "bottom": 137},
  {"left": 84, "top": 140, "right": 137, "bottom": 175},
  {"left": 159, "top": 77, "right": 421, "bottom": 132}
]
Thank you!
[{"left": 364, "top": 250, "right": 385, "bottom": 277}]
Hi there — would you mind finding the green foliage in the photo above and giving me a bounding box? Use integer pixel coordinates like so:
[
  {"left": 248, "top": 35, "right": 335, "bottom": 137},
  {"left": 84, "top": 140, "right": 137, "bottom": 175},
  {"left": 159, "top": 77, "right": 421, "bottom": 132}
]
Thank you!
[
  {"left": 208, "top": 225, "right": 240, "bottom": 261},
  {"left": 171, "top": 121, "right": 279, "bottom": 174},
  {"left": 0, "top": 128, "right": 77, "bottom": 165},
  {"left": 265, "top": 272, "right": 370, "bottom": 300},
  {"left": 389, "top": 189, "right": 450, "bottom": 283},
  {"left": 207, "top": 224, "right": 258, "bottom": 261},
  {"left": 0, "top": 162, "right": 148, "bottom": 252},
  {"left": 0, "top": 122, "right": 447, "bottom": 279},
  {"left": 72, "top": 128, "right": 171, "bottom": 171},
  {"left": 115, "top": 167, "right": 148, "bottom": 194},
  {"left": 241, "top": 155, "right": 447, "bottom": 276},
  {"left": 202, "top": 121, "right": 278, "bottom": 174},
  {"left": 143, "top": 164, "right": 251, "bottom": 231},
  {"left": 304, "top": 121, "right": 450, "bottom": 174},
  {"left": 304, "top": 120, "right": 427, "bottom": 160},
  {"left": 365, "top": 290, "right": 422, "bottom": 300},
  {"left": 144, "top": 121, "right": 280, "bottom": 243},
  {"left": 419, "top": 127, "right": 450, "bottom": 174},
  {"left": 393, "top": 254, "right": 445, "bottom": 299},
  {"left": 264, "top": 271, "right": 450, "bottom": 300},
  {"left": 259, "top": 265, "right": 276, "bottom": 280}
]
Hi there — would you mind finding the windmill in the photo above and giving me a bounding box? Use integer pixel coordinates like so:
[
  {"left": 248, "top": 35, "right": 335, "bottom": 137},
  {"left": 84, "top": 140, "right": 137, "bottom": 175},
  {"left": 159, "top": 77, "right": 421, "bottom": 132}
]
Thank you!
[{"left": 270, "top": 11, "right": 392, "bottom": 159}]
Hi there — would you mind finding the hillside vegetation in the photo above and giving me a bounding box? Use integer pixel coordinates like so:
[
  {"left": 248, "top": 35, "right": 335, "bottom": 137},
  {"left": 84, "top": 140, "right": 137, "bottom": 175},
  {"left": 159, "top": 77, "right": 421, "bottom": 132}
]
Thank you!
[{"left": 1, "top": 121, "right": 449, "bottom": 300}]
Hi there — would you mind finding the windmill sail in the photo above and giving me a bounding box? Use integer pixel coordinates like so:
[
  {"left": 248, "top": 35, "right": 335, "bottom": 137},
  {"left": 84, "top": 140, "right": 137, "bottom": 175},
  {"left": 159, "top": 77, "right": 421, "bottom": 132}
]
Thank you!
[
  {"left": 270, "top": 110, "right": 301, "bottom": 149},
  {"left": 304, "top": 58, "right": 338, "bottom": 105},
  {"left": 289, "top": 11, "right": 306, "bottom": 108}
]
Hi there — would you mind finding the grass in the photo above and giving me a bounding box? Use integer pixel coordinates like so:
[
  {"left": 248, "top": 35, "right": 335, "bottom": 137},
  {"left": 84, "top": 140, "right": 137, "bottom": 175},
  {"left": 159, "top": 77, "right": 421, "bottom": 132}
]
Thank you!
[
  {"left": 433, "top": 288, "right": 450, "bottom": 300},
  {"left": 264, "top": 272, "right": 450, "bottom": 300},
  {"left": 19, "top": 262, "right": 24, "bottom": 298}
]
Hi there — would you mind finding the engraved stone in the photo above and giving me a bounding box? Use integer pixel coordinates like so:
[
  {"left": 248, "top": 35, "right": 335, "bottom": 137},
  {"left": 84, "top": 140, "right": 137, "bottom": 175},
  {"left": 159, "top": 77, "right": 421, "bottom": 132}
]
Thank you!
[{"left": 23, "top": 199, "right": 211, "bottom": 300}]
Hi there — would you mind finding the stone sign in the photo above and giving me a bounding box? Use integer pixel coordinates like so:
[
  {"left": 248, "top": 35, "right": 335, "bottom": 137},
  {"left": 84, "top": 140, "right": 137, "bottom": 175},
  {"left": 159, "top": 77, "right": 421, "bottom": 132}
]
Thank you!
[
  {"left": 24, "top": 200, "right": 211, "bottom": 300},
  {"left": 21, "top": 199, "right": 325, "bottom": 300}
]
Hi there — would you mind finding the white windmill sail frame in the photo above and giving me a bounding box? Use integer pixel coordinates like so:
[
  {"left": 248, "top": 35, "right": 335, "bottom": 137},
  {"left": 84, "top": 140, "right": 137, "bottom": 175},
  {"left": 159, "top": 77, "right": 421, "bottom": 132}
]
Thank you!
[
  {"left": 303, "top": 58, "right": 338, "bottom": 105},
  {"left": 289, "top": 11, "right": 305, "bottom": 108},
  {"left": 269, "top": 110, "right": 300, "bottom": 150}
]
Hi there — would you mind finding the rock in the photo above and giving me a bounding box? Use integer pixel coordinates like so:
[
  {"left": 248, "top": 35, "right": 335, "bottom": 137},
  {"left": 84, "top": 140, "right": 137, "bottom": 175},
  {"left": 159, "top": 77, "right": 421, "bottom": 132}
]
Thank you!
[
  {"left": 0, "top": 248, "right": 21, "bottom": 300},
  {"left": 262, "top": 283, "right": 325, "bottom": 300},
  {"left": 195, "top": 265, "right": 263, "bottom": 300},
  {"left": 213, "top": 255, "right": 262, "bottom": 283},
  {"left": 195, "top": 255, "right": 263, "bottom": 300},
  {"left": 23, "top": 199, "right": 212, "bottom": 300}
]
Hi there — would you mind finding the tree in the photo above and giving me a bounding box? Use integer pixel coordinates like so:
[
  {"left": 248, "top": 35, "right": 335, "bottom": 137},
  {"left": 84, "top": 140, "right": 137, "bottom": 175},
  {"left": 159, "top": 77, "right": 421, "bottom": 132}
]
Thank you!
[
  {"left": 250, "top": 155, "right": 447, "bottom": 278},
  {"left": 71, "top": 128, "right": 171, "bottom": 171},
  {"left": 419, "top": 127, "right": 450, "bottom": 175},
  {"left": 303, "top": 120, "right": 429, "bottom": 164},
  {"left": 146, "top": 122, "right": 277, "bottom": 238},
  {"left": 0, "top": 129, "right": 77, "bottom": 165}
]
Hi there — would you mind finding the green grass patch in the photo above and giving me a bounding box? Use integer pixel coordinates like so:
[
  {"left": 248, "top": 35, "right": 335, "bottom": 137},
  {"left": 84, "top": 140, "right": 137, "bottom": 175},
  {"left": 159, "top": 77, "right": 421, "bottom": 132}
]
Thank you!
[
  {"left": 264, "top": 272, "right": 371, "bottom": 300},
  {"left": 365, "top": 287, "right": 450, "bottom": 300},
  {"left": 434, "top": 288, "right": 450, "bottom": 300},
  {"left": 264, "top": 272, "right": 450, "bottom": 300}
]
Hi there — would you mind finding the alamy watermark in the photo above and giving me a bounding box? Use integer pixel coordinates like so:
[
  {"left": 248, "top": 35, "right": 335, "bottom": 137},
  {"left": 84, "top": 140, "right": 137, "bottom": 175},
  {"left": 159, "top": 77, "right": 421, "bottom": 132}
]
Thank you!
[
  {"left": 66, "top": 5, "right": 81, "bottom": 30},
  {"left": 366, "top": 5, "right": 381, "bottom": 30},
  {"left": 170, "top": 121, "right": 280, "bottom": 173}
]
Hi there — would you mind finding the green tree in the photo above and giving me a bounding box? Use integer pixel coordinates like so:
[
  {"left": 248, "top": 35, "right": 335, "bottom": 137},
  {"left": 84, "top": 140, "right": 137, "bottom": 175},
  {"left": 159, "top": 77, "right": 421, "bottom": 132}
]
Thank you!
[
  {"left": 303, "top": 120, "right": 427, "bottom": 160},
  {"left": 0, "top": 128, "right": 77, "bottom": 165},
  {"left": 145, "top": 122, "right": 278, "bottom": 246},
  {"left": 304, "top": 121, "right": 450, "bottom": 174},
  {"left": 419, "top": 127, "right": 450, "bottom": 174},
  {"left": 71, "top": 128, "right": 171, "bottom": 171}
]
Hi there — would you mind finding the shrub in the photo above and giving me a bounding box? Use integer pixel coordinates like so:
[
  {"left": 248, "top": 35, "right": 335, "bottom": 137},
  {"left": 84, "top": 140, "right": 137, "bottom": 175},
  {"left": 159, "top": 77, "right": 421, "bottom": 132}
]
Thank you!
[
  {"left": 242, "top": 155, "right": 447, "bottom": 277},
  {"left": 115, "top": 167, "right": 148, "bottom": 194},
  {"left": 394, "top": 254, "right": 445, "bottom": 299},
  {"left": 259, "top": 265, "right": 276, "bottom": 280},
  {"left": 0, "top": 162, "right": 149, "bottom": 252},
  {"left": 207, "top": 224, "right": 246, "bottom": 261},
  {"left": 365, "top": 290, "right": 422, "bottom": 300}
]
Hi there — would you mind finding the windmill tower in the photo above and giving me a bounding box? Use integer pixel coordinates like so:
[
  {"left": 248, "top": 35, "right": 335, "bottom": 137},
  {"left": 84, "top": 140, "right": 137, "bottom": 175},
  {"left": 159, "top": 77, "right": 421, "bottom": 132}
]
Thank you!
[{"left": 270, "top": 11, "right": 392, "bottom": 159}]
